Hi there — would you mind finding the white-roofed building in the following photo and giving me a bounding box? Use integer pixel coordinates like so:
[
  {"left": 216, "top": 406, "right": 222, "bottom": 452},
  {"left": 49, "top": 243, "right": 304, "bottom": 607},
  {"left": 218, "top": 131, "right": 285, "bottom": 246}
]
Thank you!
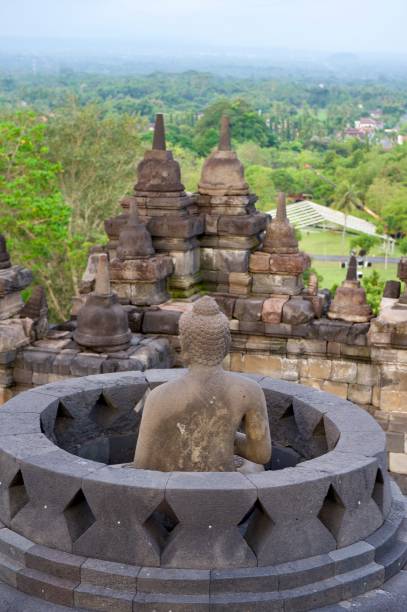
[{"left": 267, "top": 200, "right": 395, "bottom": 251}]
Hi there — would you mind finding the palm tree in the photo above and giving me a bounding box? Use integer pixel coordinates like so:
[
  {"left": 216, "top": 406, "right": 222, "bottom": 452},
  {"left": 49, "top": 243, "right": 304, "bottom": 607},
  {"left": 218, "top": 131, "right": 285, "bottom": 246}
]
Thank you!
[{"left": 335, "top": 185, "right": 363, "bottom": 255}]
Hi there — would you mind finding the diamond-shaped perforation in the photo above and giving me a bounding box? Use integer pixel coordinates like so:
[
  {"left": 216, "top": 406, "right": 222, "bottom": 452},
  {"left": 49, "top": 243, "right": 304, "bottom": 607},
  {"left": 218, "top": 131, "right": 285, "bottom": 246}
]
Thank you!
[
  {"left": 279, "top": 403, "right": 294, "bottom": 420},
  {"left": 240, "top": 499, "right": 274, "bottom": 550},
  {"left": 89, "top": 392, "right": 119, "bottom": 428},
  {"left": 63, "top": 489, "right": 96, "bottom": 543},
  {"left": 372, "top": 468, "right": 385, "bottom": 514},
  {"left": 54, "top": 402, "right": 74, "bottom": 435},
  {"left": 311, "top": 417, "right": 328, "bottom": 455},
  {"left": 8, "top": 470, "right": 29, "bottom": 519},
  {"left": 318, "top": 484, "right": 346, "bottom": 541},
  {"left": 144, "top": 500, "right": 179, "bottom": 551}
]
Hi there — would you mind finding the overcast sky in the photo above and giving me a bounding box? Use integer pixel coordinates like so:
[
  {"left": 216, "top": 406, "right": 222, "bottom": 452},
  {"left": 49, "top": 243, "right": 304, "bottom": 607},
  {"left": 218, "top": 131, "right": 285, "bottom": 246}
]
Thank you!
[{"left": 1, "top": 0, "right": 406, "bottom": 55}]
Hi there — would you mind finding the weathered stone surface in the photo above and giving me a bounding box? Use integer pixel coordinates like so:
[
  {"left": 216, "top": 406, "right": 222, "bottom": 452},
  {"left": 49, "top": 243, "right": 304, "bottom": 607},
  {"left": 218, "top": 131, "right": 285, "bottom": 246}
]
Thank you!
[
  {"left": 234, "top": 299, "right": 264, "bottom": 322},
  {"left": 268, "top": 252, "right": 310, "bottom": 275},
  {"left": 198, "top": 116, "right": 249, "bottom": 196},
  {"left": 218, "top": 213, "right": 266, "bottom": 236},
  {"left": 0, "top": 319, "right": 31, "bottom": 352},
  {"left": 263, "top": 193, "right": 298, "bottom": 255},
  {"left": 110, "top": 256, "right": 173, "bottom": 282},
  {"left": 142, "top": 309, "right": 181, "bottom": 335},
  {"left": 282, "top": 298, "right": 315, "bottom": 325},
  {"left": 228, "top": 272, "right": 252, "bottom": 296},
  {"left": 328, "top": 260, "right": 372, "bottom": 323},
  {"left": 252, "top": 273, "right": 303, "bottom": 296},
  {"left": 261, "top": 296, "right": 289, "bottom": 324},
  {"left": 74, "top": 255, "right": 131, "bottom": 353},
  {"left": 134, "top": 297, "right": 271, "bottom": 473}
]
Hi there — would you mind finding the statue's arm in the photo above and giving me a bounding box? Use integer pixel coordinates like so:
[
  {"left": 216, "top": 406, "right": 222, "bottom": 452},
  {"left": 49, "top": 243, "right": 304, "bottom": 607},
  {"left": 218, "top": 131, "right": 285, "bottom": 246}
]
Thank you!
[{"left": 234, "top": 389, "right": 271, "bottom": 465}]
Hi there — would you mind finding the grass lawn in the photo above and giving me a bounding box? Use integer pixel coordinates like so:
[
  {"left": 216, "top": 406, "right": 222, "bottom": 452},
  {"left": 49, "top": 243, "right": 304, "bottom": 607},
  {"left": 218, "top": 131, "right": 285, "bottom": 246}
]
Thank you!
[
  {"left": 311, "top": 261, "right": 397, "bottom": 291},
  {"left": 299, "top": 229, "right": 400, "bottom": 258}
]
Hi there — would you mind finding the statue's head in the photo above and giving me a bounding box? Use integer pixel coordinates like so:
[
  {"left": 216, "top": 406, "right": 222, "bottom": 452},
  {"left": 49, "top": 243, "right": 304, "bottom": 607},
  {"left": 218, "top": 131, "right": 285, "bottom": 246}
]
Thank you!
[{"left": 179, "top": 296, "right": 231, "bottom": 367}]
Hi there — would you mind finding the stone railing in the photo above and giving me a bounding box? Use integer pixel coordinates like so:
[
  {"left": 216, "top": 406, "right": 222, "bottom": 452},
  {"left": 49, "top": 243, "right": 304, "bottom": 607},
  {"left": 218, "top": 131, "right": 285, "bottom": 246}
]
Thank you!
[{"left": 0, "top": 371, "right": 406, "bottom": 610}]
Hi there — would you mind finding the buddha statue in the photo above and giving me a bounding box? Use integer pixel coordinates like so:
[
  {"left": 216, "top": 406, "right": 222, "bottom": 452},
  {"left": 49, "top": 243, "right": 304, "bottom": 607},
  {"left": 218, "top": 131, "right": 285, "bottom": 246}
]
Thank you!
[{"left": 133, "top": 296, "right": 271, "bottom": 472}]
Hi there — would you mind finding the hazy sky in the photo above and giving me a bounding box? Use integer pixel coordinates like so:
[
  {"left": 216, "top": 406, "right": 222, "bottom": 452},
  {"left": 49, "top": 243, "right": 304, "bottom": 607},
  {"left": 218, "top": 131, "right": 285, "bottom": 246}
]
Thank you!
[{"left": 1, "top": 0, "right": 406, "bottom": 55}]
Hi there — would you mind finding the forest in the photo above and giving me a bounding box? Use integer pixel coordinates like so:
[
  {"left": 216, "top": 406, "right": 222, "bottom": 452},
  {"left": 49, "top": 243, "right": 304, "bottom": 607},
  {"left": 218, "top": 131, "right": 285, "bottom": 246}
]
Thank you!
[{"left": 1, "top": 70, "right": 407, "bottom": 319}]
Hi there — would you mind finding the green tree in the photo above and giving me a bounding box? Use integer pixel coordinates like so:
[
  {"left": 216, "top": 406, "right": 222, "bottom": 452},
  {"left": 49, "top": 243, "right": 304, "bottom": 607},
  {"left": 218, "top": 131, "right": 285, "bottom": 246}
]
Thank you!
[
  {"left": 0, "top": 111, "right": 72, "bottom": 319},
  {"left": 334, "top": 183, "right": 363, "bottom": 253},
  {"left": 46, "top": 100, "right": 147, "bottom": 295}
]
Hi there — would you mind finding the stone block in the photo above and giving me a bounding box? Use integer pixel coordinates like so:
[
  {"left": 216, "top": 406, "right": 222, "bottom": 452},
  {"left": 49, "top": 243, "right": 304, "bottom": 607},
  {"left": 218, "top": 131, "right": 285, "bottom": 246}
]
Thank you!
[
  {"left": 386, "top": 432, "right": 405, "bottom": 453},
  {"left": 218, "top": 213, "right": 266, "bottom": 236},
  {"left": 380, "top": 389, "right": 407, "bottom": 412},
  {"left": 17, "top": 567, "right": 77, "bottom": 607},
  {"left": 134, "top": 593, "right": 210, "bottom": 610},
  {"left": 280, "top": 358, "right": 300, "bottom": 382},
  {"left": 163, "top": 472, "right": 257, "bottom": 569},
  {"left": 142, "top": 309, "right": 181, "bottom": 335},
  {"left": 337, "top": 562, "right": 385, "bottom": 601},
  {"left": 348, "top": 384, "right": 373, "bottom": 405},
  {"left": 299, "top": 358, "right": 332, "bottom": 380},
  {"left": 218, "top": 250, "right": 249, "bottom": 273},
  {"left": 26, "top": 545, "right": 85, "bottom": 582},
  {"left": 357, "top": 363, "right": 379, "bottom": 386},
  {"left": 268, "top": 252, "right": 310, "bottom": 275},
  {"left": 239, "top": 321, "right": 265, "bottom": 334},
  {"left": 234, "top": 299, "right": 264, "bottom": 322},
  {"left": 249, "top": 251, "right": 271, "bottom": 273},
  {"left": 0, "top": 528, "right": 34, "bottom": 563},
  {"left": 211, "top": 566, "right": 278, "bottom": 595},
  {"left": 137, "top": 567, "right": 210, "bottom": 595},
  {"left": 328, "top": 540, "right": 375, "bottom": 574},
  {"left": 74, "top": 584, "right": 133, "bottom": 611},
  {"left": 389, "top": 452, "right": 407, "bottom": 474},
  {"left": 238, "top": 354, "right": 284, "bottom": 377},
  {"left": 81, "top": 558, "right": 139, "bottom": 590},
  {"left": 214, "top": 295, "right": 236, "bottom": 319},
  {"left": 321, "top": 380, "right": 348, "bottom": 399},
  {"left": 277, "top": 554, "right": 334, "bottom": 590},
  {"left": 330, "top": 360, "right": 357, "bottom": 383},
  {"left": 252, "top": 273, "right": 303, "bottom": 296},
  {"left": 261, "top": 296, "right": 289, "bottom": 324},
  {"left": 287, "top": 339, "right": 327, "bottom": 355},
  {"left": 228, "top": 272, "right": 252, "bottom": 296},
  {"left": 0, "top": 551, "right": 23, "bottom": 587}
]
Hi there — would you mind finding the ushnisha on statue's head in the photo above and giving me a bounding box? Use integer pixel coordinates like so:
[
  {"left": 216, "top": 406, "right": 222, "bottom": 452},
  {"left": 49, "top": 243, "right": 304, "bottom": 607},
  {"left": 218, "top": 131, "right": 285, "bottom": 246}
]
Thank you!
[{"left": 179, "top": 296, "right": 231, "bottom": 367}]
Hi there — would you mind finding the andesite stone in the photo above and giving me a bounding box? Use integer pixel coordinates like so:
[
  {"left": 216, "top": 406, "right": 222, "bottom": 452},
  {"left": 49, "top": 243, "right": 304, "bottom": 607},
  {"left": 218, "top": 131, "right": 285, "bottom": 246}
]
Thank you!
[
  {"left": 198, "top": 116, "right": 249, "bottom": 196},
  {"left": 135, "top": 114, "right": 184, "bottom": 194},
  {"left": 133, "top": 296, "right": 271, "bottom": 472},
  {"left": 263, "top": 192, "right": 298, "bottom": 255},
  {"left": 74, "top": 254, "right": 131, "bottom": 353},
  {"left": 328, "top": 255, "right": 372, "bottom": 323},
  {"left": 116, "top": 202, "right": 154, "bottom": 260}
]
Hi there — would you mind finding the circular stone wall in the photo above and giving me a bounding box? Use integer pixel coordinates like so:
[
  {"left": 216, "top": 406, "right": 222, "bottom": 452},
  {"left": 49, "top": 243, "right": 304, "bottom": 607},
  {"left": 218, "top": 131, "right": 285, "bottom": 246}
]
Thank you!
[{"left": 0, "top": 370, "right": 406, "bottom": 611}]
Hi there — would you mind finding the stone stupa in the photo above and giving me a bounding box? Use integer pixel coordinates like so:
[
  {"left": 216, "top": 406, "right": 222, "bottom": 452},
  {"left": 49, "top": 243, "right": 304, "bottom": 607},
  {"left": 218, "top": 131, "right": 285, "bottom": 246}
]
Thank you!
[
  {"left": 197, "top": 115, "right": 267, "bottom": 294},
  {"left": 105, "top": 114, "right": 203, "bottom": 297},
  {"left": 328, "top": 254, "right": 372, "bottom": 323},
  {"left": 249, "top": 193, "right": 311, "bottom": 296},
  {"left": 74, "top": 253, "right": 132, "bottom": 352},
  {"left": 110, "top": 202, "right": 173, "bottom": 305}
]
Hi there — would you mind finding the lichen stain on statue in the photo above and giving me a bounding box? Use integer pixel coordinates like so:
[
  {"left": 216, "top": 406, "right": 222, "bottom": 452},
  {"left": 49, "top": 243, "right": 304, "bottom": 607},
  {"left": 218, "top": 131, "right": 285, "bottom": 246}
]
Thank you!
[{"left": 133, "top": 296, "right": 271, "bottom": 472}]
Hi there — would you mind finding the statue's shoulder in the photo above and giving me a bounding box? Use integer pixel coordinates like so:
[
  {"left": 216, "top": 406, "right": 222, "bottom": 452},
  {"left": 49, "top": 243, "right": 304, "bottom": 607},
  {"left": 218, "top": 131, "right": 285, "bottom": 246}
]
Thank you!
[
  {"left": 224, "top": 371, "right": 264, "bottom": 395},
  {"left": 147, "top": 373, "right": 188, "bottom": 400}
]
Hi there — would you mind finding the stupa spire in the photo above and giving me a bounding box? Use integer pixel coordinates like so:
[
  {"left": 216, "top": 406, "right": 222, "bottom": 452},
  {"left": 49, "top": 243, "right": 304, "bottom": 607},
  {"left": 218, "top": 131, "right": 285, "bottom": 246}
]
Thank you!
[
  {"left": 152, "top": 113, "right": 166, "bottom": 151},
  {"left": 275, "top": 192, "right": 287, "bottom": 222},
  {"left": 346, "top": 254, "right": 358, "bottom": 282},
  {"left": 94, "top": 254, "right": 111, "bottom": 296},
  {"left": 219, "top": 115, "right": 232, "bottom": 151}
]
